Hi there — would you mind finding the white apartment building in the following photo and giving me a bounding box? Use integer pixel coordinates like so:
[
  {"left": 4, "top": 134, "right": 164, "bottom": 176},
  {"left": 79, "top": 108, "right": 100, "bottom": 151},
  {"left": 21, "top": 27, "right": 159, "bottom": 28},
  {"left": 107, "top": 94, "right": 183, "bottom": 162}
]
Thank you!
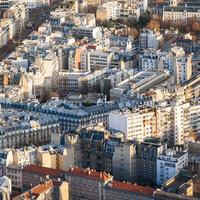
[
  {"left": 139, "top": 49, "right": 159, "bottom": 71},
  {"left": 30, "top": 51, "right": 59, "bottom": 94},
  {"left": 157, "top": 149, "right": 188, "bottom": 186},
  {"left": 124, "top": 0, "right": 148, "bottom": 12},
  {"left": 103, "top": 1, "right": 120, "bottom": 20},
  {"left": 190, "top": 103, "right": 200, "bottom": 135},
  {"left": 139, "top": 29, "right": 163, "bottom": 50},
  {"left": 58, "top": 70, "right": 90, "bottom": 95},
  {"left": 119, "top": 4, "right": 140, "bottom": 21},
  {"left": 86, "top": 50, "right": 113, "bottom": 70},
  {"left": 0, "top": 19, "right": 15, "bottom": 48},
  {"left": 0, "top": 0, "right": 51, "bottom": 9},
  {"left": 4, "top": 3, "right": 29, "bottom": 34},
  {"left": 139, "top": 49, "right": 175, "bottom": 72},
  {"left": 109, "top": 107, "right": 157, "bottom": 141},
  {"left": 96, "top": 1, "right": 142, "bottom": 21},
  {"left": 163, "top": 6, "right": 200, "bottom": 23},
  {"left": 170, "top": 47, "right": 192, "bottom": 84},
  {"left": 156, "top": 101, "right": 190, "bottom": 146},
  {"left": 109, "top": 110, "right": 143, "bottom": 141}
]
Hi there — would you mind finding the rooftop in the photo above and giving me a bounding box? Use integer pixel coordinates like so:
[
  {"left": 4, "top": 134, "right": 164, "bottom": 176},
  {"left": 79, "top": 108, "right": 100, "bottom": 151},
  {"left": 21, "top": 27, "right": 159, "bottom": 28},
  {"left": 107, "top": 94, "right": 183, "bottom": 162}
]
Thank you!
[
  {"left": 67, "top": 167, "right": 112, "bottom": 181},
  {"left": 21, "top": 180, "right": 63, "bottom": 200},
  {"left": 23, "top": 165, "right": 65, "bottom": 177},
  {"left": 164, "top": 6, "right": 200, "bottom": 12},
  {"left": 107, "top": 181, "right": 155, "bottom": 196}
]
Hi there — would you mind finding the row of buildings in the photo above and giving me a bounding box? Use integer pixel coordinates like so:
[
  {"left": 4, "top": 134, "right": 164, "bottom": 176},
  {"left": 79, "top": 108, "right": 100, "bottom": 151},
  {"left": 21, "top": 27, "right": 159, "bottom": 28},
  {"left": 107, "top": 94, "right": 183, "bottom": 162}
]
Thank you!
[
  {"left": 0, "top": 124, "right": 190, "bottom": 188},
  {"left": 96, "top": 0, "right": 147, "bottom": 22},
  {"left": 0, "top": 3, "right": 28, "bottom": 48}
]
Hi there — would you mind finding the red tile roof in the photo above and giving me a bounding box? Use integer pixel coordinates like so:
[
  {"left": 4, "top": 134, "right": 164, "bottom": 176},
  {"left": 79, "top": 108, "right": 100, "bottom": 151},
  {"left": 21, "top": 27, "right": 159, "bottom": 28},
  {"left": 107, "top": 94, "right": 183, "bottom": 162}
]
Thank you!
[
  {"left": 23, "top": 180, "right": 53, "bottom": 199},
  {"left": 19, "top": 180, "right": 64, "bottom": 200},
  {"left": 23, "top": 164, "right": 65, "bottom": 177},
  {"left": 67, "top": 167, "right": 112, "bottom": 182},
  {"left": 109, "top": 181, "right": 155, "bottom": 196}
]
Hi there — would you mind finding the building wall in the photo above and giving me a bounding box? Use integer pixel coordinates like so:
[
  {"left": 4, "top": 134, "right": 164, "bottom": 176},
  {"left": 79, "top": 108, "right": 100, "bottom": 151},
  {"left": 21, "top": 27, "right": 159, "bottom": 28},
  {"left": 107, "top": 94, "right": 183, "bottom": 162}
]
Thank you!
[
  {"left": 112, "top": 142, "right": 136, "bottom": 182},
  {"left": 6, "top": 165, "right": 22, "bottom": 190},
  {"left": 59, "top": 181, "right": 69, "bottom": 200},
  {"left": 65, "top": 174, "right": 108, "bottom": 200},
  {"left": 104, "top": 188, "right": 153, "bottom": 200}
]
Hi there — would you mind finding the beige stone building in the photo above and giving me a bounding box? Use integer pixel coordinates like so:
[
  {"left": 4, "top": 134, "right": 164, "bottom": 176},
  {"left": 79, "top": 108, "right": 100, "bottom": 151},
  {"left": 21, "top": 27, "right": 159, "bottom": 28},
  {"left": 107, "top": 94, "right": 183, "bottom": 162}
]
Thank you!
[{"left": 36, "top": 145, "right": 75, "bottom": 171}]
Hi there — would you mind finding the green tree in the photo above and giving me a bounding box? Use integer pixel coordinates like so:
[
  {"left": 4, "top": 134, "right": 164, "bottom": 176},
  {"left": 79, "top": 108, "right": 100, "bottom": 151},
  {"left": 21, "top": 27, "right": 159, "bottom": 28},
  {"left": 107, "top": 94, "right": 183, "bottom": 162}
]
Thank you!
[{"left": 138, "top": 13, "right": 151, "bottom": 27}]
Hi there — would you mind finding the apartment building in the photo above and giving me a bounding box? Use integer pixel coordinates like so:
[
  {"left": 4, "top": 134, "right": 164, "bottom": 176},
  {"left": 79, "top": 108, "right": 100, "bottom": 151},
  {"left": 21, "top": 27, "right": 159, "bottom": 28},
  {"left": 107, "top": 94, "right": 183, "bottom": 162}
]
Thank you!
[
  {"left": 63, "top": 133, "right": 82, "bottom": 167},
  {"left": 154, "top": 190, "right": 198, "bottom": 200},
  {"left": 136, "top": 139, "right": 164, "bottom": 186},
  {"left": 3, "top": 3, "right": 29, "bottom": 34},
  {"left": 139, "top": 29, "right": 163, "bottom": 50},
  {"left": 96, "top": 1, "right": 142, "bottom": 22},
  {"left": 13, "top": 179, "right": 69, "bottom": 200},
  {"left": 37, "top": 144, "right": 75, "bottom": 171},
  {"left": 96, "top": 1, "right": 119, "bottom": 21},
  {"left": 112, "top": 141, "right": 136, "bottom": 182},
  {"left": 0, "top": 0, "right": 51, "bottom": 9},
  {"left": 22, "top": 165, "right": 66, "bottom": 190},
  {"left": 79, "top": 126, "right": 113, "bottom": 173},
  {"left": 65, "top": 167, "right": 113, "bottom": 200},
  {"left": 190, "top": 102, "right": 200, "bottom": 135},
  {"left": 6, "top": 164, "right": 22, "bottom": 191},
  {"left": 86, "top": 50, "right": 113, "bottom": 70},
  {"left": 30, "top": 52, "right": 60, "bottom": 95},
  {"left": 0, "top": 150, "right": 13, "bottom": 177},
  {"left": 157, "top": 149, "right": 188, "bottom": 186},
  {"left": 71, "top": 26, "right": 100, "bottom": 39},
  {"left": 78, "top": 69, "right": 111, "bottom": 94},
  {"left": 139, "top": 49, "right": 159, "bottom": 71},
  {"left": 163, "top": 6, "right": 200, "bottom": 23},
  {"left": 170, "top": 46, "right": 192, "bottom": 85},
  {"left": 156, "top": 101, "right": 190, "bottom": 146},
  {"left": 104, "top": 181, "right": 154, "bottom": 200},
  {"left": 119, "top": 4, "right": 140, "bottom": 21},
  {"left": 0, "top": 108, "right": 60, "bottom": 149},
  {"left": 58, "top": 70, "right": 90, "bottom": 95},
  {"left": 109, "top": 107, "right": 157, "bottom": 141},
  {"left": 12, "top": 146, "right": 36, "bottom": 167},
  {"left": 172, "top": 101, "right": 190, "bottom": 145},
  {"left": 0, "top": 176, "right": 11, "bottom": 200},
  {"left": 0, "top": 99, "right": 119, "bottom": 132},
  {"left": 0, "top": 18, "right": 15, "bottom": 48}
]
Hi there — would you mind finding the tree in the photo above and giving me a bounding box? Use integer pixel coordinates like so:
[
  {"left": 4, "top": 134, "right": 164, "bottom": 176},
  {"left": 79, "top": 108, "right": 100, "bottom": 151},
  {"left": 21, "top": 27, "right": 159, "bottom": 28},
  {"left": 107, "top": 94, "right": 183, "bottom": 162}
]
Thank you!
[
  {"left": 128, "top": 28, "right": 139, "bottom": 38},
  {"left": 146, "top": 20, "right": 160, "bottom": 31},
  {"left": 192, "top": 21, "right": 200, "bottom": 33},
  {"left": 138, "top": 13, "right": 151, "bottom": 27}
]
